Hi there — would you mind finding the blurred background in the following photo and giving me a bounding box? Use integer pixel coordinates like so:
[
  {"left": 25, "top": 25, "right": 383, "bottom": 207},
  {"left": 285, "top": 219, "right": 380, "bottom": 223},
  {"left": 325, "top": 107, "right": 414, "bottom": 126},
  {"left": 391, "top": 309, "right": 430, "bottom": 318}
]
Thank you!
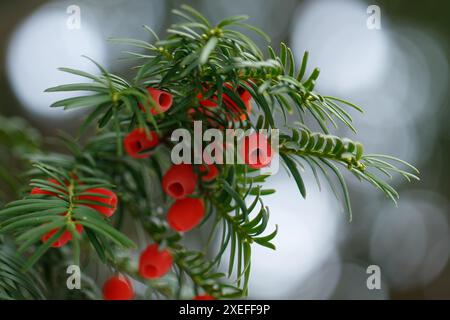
[{"left": 0, "top": 0, "right": 448, "bottom": 299}]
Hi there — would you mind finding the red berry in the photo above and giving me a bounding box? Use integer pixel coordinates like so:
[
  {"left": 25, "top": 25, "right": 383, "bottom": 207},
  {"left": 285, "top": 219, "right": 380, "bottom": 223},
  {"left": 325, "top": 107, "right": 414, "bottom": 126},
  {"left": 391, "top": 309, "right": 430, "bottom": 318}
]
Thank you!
[
  {"left": 139, "top": 87, "right": 173, "bottom": 115},
  {"left": 41, "top": 224, "right": 83, "bottom": 248},
  {"left": 78, "top": 188, "right": 118, "bottom": 218},
  {"left": 31, "top": 178, "right": 61, "bottom": 196},
  {"left": 197, "top": 85, "right": 219, "bottom": 108},
  {"left": 41, "top": 228, "right": 67, "bottom": 248},
  {"left": 241, "top": 133, "right": 273, "bottom": 169},
  {"left": 197, "top": 84, "right": 252, "bottom": 121},
  {"left": 167, "top": 198, "right": 205, "bottom": 232},
  {"left": 193, "top": 295, "right": 215, "bottom": 300},
  {"left": 138, "top": 244, "right": 173, "bottom": 279},
  {"left": 162, "top": 164, "right": 198, "bottom": 199},
  {"left": 222, "top": 83, "right": 252, "bottom": 121},
  {"left": 102, "top": 275, "right": 134, "bottom": 300},
  {"left": 199, "top": 164, "right": 219, "bottom": 182},
  {"left": 124, "top": 128, "right": 159, "bottom": 159},
  {"left": 223, "top": 94, "right": 251, "bottom": 121},
  {"left": 238, "top": 85, "right": 252, "bottom": 103},
  {"left": 197, "top": 92, "right": 218, "bottom": 108}
]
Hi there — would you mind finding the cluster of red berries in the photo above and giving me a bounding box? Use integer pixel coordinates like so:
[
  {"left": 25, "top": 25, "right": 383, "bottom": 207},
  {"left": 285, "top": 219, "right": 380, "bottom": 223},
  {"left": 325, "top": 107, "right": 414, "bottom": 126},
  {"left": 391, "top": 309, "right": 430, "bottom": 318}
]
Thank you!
[
  {"left": 124, "top": 86, "right": 273, "bottom": 166},
  {"left": 123, "top": 85, "right": 253, "bottom": 159},
  {"left": 162, "top": 163, "right": 219, "bottom": 232},
  {"left": 197, "top": 84, "right": 273, "bottom": 168},
  {"left": 197, "top": 83, "right": 252, "bottom": 121},
  {"left": 102, "top": 275, "right": 134, "bottom": 300},
  {"left": 123, "top": 88, "right": 172, "bottom": 159},
  {"left": 102, "top": 86, "right": 272, "bottom": 299},
  {"left": 102, "top": 272, "right": 214, "bottom": 300},
  {"left": 31, "top": 179, "right": 118, "bottom": 248},
  {"left": 128, "top": 163, "right": 219, "bottom": 296},
  {"left": 103, "top": 244, "right": 214, "bottom": 300}
]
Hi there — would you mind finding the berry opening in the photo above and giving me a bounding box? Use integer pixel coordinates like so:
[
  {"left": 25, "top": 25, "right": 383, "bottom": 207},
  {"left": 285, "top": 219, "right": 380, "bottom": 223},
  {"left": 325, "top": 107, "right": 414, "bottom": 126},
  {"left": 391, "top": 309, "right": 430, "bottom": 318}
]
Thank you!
[
  {"left": 135, "top": 140, "right": 143, "bottom": 151},
  {"left": 159, "top": 92, "right": 172, "bottom": 108},
  {"left": 168, "top": 183, "right": 184, "bottom": 198}
]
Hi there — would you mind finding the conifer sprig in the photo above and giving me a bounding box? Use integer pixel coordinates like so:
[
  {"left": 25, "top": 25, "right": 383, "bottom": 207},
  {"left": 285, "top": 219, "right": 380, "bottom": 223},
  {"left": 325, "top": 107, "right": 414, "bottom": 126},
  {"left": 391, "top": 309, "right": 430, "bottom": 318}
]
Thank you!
[{"left": 0, "top": 5, "right": 418, "bottom": 299}]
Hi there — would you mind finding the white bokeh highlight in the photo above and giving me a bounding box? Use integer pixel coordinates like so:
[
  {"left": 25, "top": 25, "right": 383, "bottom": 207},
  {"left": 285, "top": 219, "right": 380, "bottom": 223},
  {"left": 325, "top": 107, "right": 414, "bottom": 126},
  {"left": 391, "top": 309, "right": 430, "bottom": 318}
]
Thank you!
[
  {"left": 6, "top": 1, "right": 107, "bottom": 118},
  {"left": 370, "top": 191, "right": 450, "bottom": 290},
  {"left": 290, "top": 0, "right": 390, "bottom": 93},
  {"left": 247, "top": 170, "right": 343, "bottom": 299}
]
